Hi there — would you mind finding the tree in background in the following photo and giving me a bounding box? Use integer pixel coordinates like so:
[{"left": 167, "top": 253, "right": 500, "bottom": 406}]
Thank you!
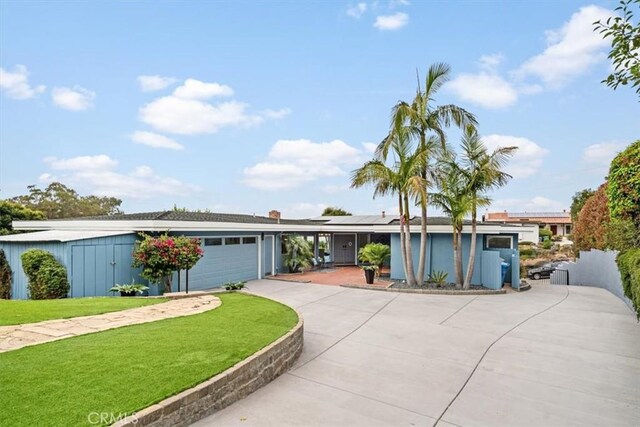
[
  {"left": 10, "top": 182, "right": 122, "bottom": 219},
  {"left": 0, "top": 201, "right": 45, "bottom": 235},
  {"left": 321, "top": 207, "right": 352, "bottom": 216},
  {"left": 573, "top": 184, "right": 611, "bottom": 252},
  {"left": 570, "top": 188, "right": 595, "bottom": 221},
  {"left": 606, "top": 140, "right": 640, "bottom": 226},
  {"left": 594, "top": 0, "right": 640, "bottom": 97}
]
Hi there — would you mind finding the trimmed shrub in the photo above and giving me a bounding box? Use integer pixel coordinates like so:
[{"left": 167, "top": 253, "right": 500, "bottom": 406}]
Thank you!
[
  {"left": 617, "top": 248, "right": 640, "bottom": 319},
  {"left": 21, "top": 249, "right": 69, "bottom": 299},
  {"left": 607, "top": 140, "right": 640, "bottom": 226},
  {"left": 539, "top": 228, "right": 552, "bottom": 240},
  {"left": 541, "top": 239, "right": 553, "bottom": 250},
  {"left": 0, "top": 249, "right": 11, "bottom": 299},
  {"left": 519, "top": 248, "right": 536, "bottom": 258}
]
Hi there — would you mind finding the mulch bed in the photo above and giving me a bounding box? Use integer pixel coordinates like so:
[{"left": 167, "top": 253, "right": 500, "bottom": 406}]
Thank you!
[{"left": 341, "top": 282, "right": 506, "bottom": 295}]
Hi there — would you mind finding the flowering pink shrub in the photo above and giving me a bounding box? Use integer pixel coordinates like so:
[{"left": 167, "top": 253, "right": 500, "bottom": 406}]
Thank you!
[{"left": 132, "top": 233, "right": 204, "bottom": 293}]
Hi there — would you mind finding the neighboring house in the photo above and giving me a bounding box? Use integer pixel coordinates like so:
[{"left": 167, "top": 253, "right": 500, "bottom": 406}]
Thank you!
[
  {"left": 0, "top": 210, "right": 522, "bottom": 299},
  {"left": 484, "top": 211, "right": 572, "bottom": 240}
]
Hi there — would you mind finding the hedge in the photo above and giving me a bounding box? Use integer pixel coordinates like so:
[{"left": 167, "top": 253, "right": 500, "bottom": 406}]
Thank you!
[
  {"left": 20, "top": 249, "right": 69, "bottom": 299},
  {"left": 617, "top": 248, "right": 640, "bottom": 319},
  {"left": 0, "top": 249, "right": 11, "bottom": 299}
]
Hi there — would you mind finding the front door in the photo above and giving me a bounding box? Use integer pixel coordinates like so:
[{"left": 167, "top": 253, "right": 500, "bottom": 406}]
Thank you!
[
  {"left": 550, "top": 225, "right": 558, "bottom": 235},
  {"left": 333, "top": 234, "right": 356, "bottom": 265}
]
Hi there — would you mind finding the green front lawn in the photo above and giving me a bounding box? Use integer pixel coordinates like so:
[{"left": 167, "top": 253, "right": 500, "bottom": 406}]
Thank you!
[
  {"left": 0, "top": 297, "right": 167, "bottom": 326},
  {"left": 0, "top": 293, "right": 298, "bottom": 426}
]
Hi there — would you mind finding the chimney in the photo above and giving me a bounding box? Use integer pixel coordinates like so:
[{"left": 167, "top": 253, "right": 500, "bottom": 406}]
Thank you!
[
  {"left": 381, "top": 210, "right": 386, "bottom": 218},
  {"left": 269, "top": 210, "right": 281, "bottom": 220}
]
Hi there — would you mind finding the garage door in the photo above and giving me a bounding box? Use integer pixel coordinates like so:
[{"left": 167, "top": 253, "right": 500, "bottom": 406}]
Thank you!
[{"left": 186, "top": 236, "right": 259, "bottom": 290}]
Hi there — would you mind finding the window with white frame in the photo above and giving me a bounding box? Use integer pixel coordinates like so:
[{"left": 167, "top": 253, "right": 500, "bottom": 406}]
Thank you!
[{"left": 486, "top": 235, "right": 513, "bottom": 249}]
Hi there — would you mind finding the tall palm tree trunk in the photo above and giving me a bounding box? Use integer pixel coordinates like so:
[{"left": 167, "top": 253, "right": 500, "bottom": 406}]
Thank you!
[
  {"left": 416, "top": 200, "right": 427, "bottom": 285},
  {"left": 452, "top": 229, "right": 461, "bottom": 286},
  {"left": 398, "top": 195, "right": 410, "bottom": 283},
  {"left": 463, "top": 205, "right": 478, "bottom": 290},
  {"left": 403, "top": 194, "right": 418, "bottom": 286},
  {"left": 456, "top": 229, "right": 464, "bottom": 287}
]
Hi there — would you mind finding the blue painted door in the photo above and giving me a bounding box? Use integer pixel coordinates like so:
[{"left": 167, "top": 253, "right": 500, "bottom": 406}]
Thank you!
[
  {"left": 71, "top": 245, "right": 112, "bottom": 297},
  {"left": 187, "top": 236, "right": 259, "bottom": 290},
  {"left": 71, "top": 244, "right": 140, "bottom": 297}
]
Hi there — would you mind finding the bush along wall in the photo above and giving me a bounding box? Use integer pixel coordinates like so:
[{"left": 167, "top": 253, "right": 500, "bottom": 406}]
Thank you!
[
  {"left": 20, "top": 249, "right": 69, "bottom": 299},
  {"left": 617, "top": 248, "right": 640, "bottom": 319},
  {"left": 0, "top": 249, "right": 11, "bottom": 299}
]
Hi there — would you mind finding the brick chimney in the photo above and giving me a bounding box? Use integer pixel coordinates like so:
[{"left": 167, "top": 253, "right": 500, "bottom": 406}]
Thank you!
[
  {"left": 268, "top": 210, "right": 281, "bottom": 220},
  {"left": 381, "top": 210, "right": 386, "bottom": 218}
]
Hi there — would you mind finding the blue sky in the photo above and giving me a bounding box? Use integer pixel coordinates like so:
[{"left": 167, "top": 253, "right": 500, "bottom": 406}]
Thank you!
[{"left": 1, "top": 0, "right": 638, "bottom": 219}]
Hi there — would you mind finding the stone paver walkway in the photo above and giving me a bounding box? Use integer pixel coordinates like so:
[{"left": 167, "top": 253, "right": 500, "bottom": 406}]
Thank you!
[{"left": 0, "top": 295, "right": 220, "bottom": 353}]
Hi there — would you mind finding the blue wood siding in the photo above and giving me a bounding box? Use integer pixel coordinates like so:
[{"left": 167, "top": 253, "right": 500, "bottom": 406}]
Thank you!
[
  {"left": 0, "top": 241, "right": 69, "bottom": 300},
  {"left": 0, "top": 233, "right": 140, "bottom": 300},
  {"left": 390, "top": 232, "right": 483, "bottom": 285}
]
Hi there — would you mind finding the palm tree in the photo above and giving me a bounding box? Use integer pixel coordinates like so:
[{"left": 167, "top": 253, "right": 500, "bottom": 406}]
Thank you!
[
  {"left": 430, "top": 157, "right": 477, "bottom": 286},
  {"left": 352, "top": 130, "right": 426, "bottom": 286},
  {"left": 459, "top": 127, "right": 516, "bottom": 289},
  {"left": 377, "top": 63, "right": 477, "bottom": 284}
]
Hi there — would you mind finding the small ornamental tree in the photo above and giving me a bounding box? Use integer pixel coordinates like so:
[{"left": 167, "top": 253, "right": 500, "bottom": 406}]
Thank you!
[
  {"left": 573, "top": 184, "right": 610, "bottom": 253},
  {"left": 0, "top": 249, "right": 12, "bottom": 299},
  {"left": 132, "top": 233, "right": 204, "bottom": 293}
]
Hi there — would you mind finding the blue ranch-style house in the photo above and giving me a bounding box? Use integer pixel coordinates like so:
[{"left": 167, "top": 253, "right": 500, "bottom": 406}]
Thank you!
[{"left": 0, "top": 210, "right": 524, "bottom": 299}]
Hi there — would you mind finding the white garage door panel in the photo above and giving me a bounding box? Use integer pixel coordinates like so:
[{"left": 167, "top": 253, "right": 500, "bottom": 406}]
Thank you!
[{"left": 187, "top": 238, "right": 258, "bottom": 290}]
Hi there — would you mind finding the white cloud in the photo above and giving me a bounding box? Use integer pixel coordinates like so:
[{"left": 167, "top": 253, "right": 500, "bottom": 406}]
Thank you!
[
  {"left": 489, "top": 196, "right": 566, "bottom": 212},
  {"left": 42, "top": 154, "right": 198, "bottom": 199},
  {"left": 0, "top": 65, "right": 45, "bottom": 99},
  {"left": 140, "top": 97, "right": 262, "bottom": 135},
  {"left": 51, "top": 86, "right": 95, "bottom": 111},
  {"left": 374, "top": 12, "right": 408, "bottom": 30},
  {"left": 347, "top": 3, "right": 367, "bottom": 19},
  {"left": 130, "top": 131, "right": 184, "bottom": 150},
  {"left": 261, "top": 108, "right": 292, "bottom": 119},
  {"left": 516, "top": 5, "right": 611, "bottom": 87},
  {"left": 137, "top": 75, "right": 178, "bottom": 92},
  {"left": 582, "top": 142, "right": 625, "bottom": 166},
  {"left": 479, "top": 54, "right": 504, "bottom": 72},
  {"left": 138, "top": 79, "right": 283, "bottom": 135},
  {"left": 45, "top": 154, "right": 118, "bottom": 171},
  {"left": 447, "top": 72, "right": 518, "bottom": 109},
  {"left": 281, "top": 202, "right": 329, "bottom": 219},
  {"left": 172, "top": 78, "right": 234, "bottom": 99},
  {"left": 362, "top": 142, "right": 378, "bottom": 153},
  {"left": 482, "top": 134, "right": 549, "bottom": 178},
  {"left": 243, "top": 139, "right": 363, "bottom": 190}
]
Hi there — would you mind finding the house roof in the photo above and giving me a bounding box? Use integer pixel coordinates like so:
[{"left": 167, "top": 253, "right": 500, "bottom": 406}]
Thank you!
[
  {"left": 47, "top": 211, "right": 316, "bottom": 225},
  {"left": 310, "top": 215, "right": 400, "bottom": 225},
  {"left": 485, "top": 211, "right": 571, "bottom": 224},
  {"left": 0, "top": 230, "right": 134, "bottom": 243}
]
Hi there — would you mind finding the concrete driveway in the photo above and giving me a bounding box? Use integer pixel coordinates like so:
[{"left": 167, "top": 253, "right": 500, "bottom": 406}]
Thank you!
[{"left": 194, "top": 280, "right": 640, "bottom": 427}]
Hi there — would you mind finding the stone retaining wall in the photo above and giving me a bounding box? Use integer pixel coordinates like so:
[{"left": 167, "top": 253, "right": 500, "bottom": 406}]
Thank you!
[{"left": 113, "top": 309, "right": 303, "bottom": 427}]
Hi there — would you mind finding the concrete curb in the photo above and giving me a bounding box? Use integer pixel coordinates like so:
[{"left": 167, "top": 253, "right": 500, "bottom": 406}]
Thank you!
[
  {"left": 113, "top": 296, "right": 303, "bottom": 427},
  {"left": 340, "top": 284, "right": 506, "bottom": 295}
]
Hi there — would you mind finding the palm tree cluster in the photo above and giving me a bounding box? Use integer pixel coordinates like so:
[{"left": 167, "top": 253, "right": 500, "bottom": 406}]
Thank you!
[{"left": 352, "top": 63, "right": 516, "bottom": 289}]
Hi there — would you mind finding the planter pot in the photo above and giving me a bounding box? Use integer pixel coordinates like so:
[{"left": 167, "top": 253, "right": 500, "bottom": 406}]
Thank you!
[
  {"left": 120, "top": 291, "right": 136, "bottom": 297},
  {"left": 364, "top": 269, "right": 375, "bottom": 284}
]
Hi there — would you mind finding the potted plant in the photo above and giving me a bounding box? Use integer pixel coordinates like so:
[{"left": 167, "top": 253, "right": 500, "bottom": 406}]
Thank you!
[
  {"left": 361, "top": 265, "right": 378, "bottom": 284},
  {"left": 358, "top": 243, "right": 391, "bottom": 278},
  {"left": 109, "top": 281, "right": 149, "bottom": 297}
]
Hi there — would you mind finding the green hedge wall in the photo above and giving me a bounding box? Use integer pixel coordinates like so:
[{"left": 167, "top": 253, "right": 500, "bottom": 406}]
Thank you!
[
  {"left": 617, "top": 248, "right": 640, "bottom": 319},
  {"left": 20, "top": 249, "right": 69, "bottom": 300}
]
